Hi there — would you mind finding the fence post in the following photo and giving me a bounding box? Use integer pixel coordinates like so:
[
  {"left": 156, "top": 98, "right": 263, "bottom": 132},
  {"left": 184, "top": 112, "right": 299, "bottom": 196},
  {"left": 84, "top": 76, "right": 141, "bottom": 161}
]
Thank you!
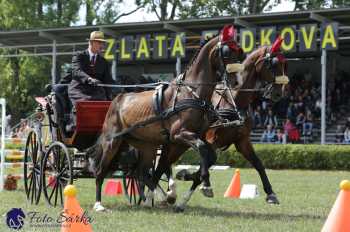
[{"left": 0, "top": 98, "right": 6, "bottom": 191}]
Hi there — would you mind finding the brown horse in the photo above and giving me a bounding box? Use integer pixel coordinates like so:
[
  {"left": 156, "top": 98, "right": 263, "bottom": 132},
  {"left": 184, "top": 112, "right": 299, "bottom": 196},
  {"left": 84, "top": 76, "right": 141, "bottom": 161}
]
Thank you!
[
  {"left": 88, "top": 25, "right": 245, "bottom": 211},
  {"left": 206, "top": 44, "right": 288, "bottom": 204},
  {"left": 154, "top": 39, "right": 289, "bottom": 211}
]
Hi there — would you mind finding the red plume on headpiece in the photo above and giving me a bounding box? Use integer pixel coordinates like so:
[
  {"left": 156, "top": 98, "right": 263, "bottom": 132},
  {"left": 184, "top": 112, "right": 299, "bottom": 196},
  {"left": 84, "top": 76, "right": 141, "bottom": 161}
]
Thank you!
[
  {"left": 220, "top": 25, "right": 236, "bottom": 44},
  {"left": 220, "top": 24, "right": 240, "bottom": 52},
  {"left": 271, "top": 35, "right": 283, "bottom": 54}
]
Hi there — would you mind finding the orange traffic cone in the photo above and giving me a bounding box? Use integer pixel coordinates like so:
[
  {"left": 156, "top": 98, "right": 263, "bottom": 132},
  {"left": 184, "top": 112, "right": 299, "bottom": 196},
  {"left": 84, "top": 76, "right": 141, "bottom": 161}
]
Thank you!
[
  {"left": 103, "top": 180, "right": 123, "bottom": 196},
  {"left": 61, "top": 185, "right": 93, "bottom": 232},
  {"left": 224, "top": 169, "right": 241, "bottom": 198},
  {"left": 321, "top": 180, "right": 350, "bottom": 232}
]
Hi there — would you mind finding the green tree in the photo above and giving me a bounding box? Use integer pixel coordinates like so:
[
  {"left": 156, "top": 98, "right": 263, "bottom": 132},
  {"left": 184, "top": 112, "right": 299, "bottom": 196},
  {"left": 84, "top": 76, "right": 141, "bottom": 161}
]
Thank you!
[
  {"left": 179, "top": 0, "right": 280, "bottom": 19},
  {"left": 0, "top": 0, "right": 82, "bottom": 123},
  {"left": 293, "top": 0, "right": 350, "bottom": 10},
  {"left": 84, "top": 0, "right": 145, "bottom": 24},
  {"left": 135, "top": 0, "right": 181, "bottom": 21}
]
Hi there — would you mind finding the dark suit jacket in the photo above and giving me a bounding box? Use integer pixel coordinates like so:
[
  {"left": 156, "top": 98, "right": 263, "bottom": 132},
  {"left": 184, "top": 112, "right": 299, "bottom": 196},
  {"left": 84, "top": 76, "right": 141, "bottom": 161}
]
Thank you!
[{"left": 68, "top": 49, "right": 114, "bottom": 105}]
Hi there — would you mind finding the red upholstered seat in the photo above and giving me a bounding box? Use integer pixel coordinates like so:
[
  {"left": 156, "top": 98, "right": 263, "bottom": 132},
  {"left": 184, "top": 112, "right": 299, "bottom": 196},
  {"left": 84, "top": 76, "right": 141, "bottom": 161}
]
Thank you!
[{"left": 75, "top": 101, "right": 112, "bottom": 133}]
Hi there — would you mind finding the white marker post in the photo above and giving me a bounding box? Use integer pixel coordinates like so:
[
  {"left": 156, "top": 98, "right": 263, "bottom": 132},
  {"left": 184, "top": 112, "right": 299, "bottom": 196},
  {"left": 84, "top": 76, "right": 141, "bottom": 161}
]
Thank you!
[{"left": 0, "top": 98, "right": 6, "bottom": 191}]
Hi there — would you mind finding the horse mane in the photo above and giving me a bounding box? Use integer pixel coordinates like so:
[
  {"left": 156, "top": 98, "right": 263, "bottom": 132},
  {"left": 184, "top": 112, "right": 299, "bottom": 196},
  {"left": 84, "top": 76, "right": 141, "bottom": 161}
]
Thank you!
[
  {"left": 183, "top": 35, "right": 219, "bottom": 74},
  {"left": 243, "top": 46, "right": 268, "bottom": 68}
]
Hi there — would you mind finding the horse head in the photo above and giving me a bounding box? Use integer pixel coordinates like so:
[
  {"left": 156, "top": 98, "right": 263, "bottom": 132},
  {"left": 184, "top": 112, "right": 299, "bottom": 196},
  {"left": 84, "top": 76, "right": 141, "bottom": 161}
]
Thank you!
[
  {"left": 184, "top": 25, "right": 245, "bottom": 96},
  {"left": 250, "top": 35, "right": 289, "bottom": 102}
]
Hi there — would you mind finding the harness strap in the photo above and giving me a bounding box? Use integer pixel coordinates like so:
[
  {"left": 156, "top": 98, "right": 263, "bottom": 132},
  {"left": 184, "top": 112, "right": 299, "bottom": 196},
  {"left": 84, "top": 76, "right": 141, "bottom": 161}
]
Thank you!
[
  {"left": 110, "top": 98, "right": 215, "bottom": 141},
  {"left": 152, "top": 84, "right": 170, "bottom": 141}
]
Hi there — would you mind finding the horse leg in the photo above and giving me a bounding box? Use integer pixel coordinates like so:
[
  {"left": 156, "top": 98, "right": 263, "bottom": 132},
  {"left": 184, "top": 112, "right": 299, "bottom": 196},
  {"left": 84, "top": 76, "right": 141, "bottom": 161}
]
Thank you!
[
  {"left": 235, "top": 139, "right": 279, "bottom": 204},
  {"left": 137, "top": 148, "right": 159, "bottom": 207},
  {"left": 174, "top": 170, "right": 202, "bottom": 212},
  {"left": 152, "top": 145, "right": 188, "bottom": 205},
  {"left": 174, "top": 131, "right": 217, "bottom": 198},
  {"left": 94, "top": 139, "right": 123, "bottom": 211}
]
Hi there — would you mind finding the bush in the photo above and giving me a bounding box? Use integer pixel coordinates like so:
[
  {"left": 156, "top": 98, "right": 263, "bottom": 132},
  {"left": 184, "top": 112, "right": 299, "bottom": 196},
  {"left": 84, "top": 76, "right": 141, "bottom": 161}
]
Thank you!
[{"left": 177, "top": 144, "right": 350, "bottom": 170}]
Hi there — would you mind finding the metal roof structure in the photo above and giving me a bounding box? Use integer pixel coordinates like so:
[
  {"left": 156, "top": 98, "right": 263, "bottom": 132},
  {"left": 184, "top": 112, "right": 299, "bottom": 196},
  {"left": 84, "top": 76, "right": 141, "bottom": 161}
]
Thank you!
[{"left": 1, "top": 8, "right": 350, "bottom": 58}]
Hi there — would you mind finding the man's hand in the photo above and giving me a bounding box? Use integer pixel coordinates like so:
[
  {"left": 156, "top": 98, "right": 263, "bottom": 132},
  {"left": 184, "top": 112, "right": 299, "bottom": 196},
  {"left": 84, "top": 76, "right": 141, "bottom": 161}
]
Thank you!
[{"left": 87, "top": 77, "right": 101, "bottom": 86}]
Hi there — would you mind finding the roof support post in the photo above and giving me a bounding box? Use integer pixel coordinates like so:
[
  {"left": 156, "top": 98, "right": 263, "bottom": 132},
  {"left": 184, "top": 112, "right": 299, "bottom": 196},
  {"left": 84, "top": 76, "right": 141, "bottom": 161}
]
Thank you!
[
  {"left": 51, "top": 40, "right": 57, "bottom": 85},
  {"left": 321, "top": 49, "right": 327, "bottom": 144}
]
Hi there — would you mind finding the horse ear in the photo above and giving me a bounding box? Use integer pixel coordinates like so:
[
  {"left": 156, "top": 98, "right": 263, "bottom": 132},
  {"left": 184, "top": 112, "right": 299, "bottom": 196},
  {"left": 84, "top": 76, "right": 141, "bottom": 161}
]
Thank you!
[
  {"left": 271, "top": 35, "right": 283, "bottom": 54},
  {"left": 220, "top": 25, "right": 236, "bottom": 44}
]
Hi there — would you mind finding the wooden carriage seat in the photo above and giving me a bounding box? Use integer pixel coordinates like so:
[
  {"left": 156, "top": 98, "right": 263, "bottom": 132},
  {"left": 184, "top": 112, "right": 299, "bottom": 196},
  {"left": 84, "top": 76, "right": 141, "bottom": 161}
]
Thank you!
[{"left": 65, "top": 101, "right": 111, "bottom": 150}]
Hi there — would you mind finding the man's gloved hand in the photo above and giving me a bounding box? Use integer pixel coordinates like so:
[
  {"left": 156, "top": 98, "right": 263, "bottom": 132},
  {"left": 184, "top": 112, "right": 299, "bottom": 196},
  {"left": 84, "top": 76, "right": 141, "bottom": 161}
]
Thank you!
[{"left": 87, "top": 77, "right": 101, "bottom": 86}]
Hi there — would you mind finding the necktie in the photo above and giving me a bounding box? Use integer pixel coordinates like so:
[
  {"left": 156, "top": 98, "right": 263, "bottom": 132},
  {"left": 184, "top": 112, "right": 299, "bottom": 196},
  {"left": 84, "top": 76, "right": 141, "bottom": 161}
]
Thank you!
[{"left": 91, "top": 55, "right": 96, "bottom": 65}]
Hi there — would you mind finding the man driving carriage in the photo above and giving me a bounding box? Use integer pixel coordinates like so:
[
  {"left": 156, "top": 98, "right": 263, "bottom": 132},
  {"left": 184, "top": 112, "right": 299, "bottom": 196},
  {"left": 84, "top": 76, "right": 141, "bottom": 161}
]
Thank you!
[
  {"left": 65, "top": 31, "right": 114, "bottom": 131},
  {"left": 68, "top": 31, "right": 114, "bottom": 105}
]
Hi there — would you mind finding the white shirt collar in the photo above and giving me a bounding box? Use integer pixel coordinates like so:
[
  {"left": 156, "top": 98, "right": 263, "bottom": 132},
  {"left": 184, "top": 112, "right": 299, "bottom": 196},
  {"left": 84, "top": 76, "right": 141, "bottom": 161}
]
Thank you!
[{"left": 88, "top": 48, "right": 97, "bottom": 61}]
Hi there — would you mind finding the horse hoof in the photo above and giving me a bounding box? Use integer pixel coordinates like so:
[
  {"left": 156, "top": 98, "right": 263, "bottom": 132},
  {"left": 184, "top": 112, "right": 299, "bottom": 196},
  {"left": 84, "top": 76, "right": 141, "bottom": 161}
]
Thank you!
[
  {"left": 93, "top": 202, "right": 106, "bottom": 212},
  {"left": 175, "top": 169, "right": 192, "bottom": 181},
  {"left": 266, "top": 193, "right": 280, "bottom": 204},
  {"left": 166, "top": 196, "right": 177, "bottom": 205},
  {"left": 200, "top": 186, "right": 214, "bottom": 198},
  {"left": 158, "top": 200, "right": 168, "bottom": 208},
  {"left": 174, "top": 205, "right": 185, "bottom": 213}
]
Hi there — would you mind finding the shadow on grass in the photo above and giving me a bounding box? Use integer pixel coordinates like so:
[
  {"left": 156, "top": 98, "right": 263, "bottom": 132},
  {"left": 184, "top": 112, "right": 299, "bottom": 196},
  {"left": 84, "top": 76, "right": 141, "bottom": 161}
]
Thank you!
[
  {"left": 183, "top": 205, "right": 325, "bottom": 221},
  {"left": 88, "top": 202, "right": 325, "bottom": 222}
]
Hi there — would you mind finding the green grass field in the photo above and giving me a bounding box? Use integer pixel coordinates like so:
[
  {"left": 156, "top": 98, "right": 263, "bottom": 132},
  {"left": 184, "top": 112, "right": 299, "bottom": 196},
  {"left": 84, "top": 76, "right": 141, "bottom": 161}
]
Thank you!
[{"left": 0, "top": 168, "right": 348, "bottom": 232}]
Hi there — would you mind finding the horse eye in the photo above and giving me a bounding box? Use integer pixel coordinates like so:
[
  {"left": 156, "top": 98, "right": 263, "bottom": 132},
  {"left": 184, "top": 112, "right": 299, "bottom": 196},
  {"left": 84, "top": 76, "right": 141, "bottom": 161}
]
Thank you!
[{"left": 221, "top": 45, "right": 231, "bottom": 58}]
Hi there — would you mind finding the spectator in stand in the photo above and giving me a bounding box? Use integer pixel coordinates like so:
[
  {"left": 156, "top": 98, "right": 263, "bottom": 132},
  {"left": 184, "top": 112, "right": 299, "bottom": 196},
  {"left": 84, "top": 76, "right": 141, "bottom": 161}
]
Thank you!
[
  {"left": 253, "top": 106, "right": 263, "bottom": 128},
  {"left": 303, "top": 112, "right": 314, "bottom": 136},
  {"left": 345, "top": 117, "right": 350, "bottom": 129},
  {"left": 344, "top": 127, "right": 350, "bottom": 144},
  {"left": 264, "top": 109, "right": 278, "bottom": 128},
  {"left": 314, "top": 98, "right": 322, "bottom": 118},
  {"left": 286, "top": 102, "right": 297, "bottom": 122},
  {"left": 261, "top": 124, "right": 276, "bottom": 143},
  {"left": 335, "top": 125, "right": 343, "bottom": 143},
  {"left": 276, "top": 128, "right": 286, "bottom": 144},
  {"left": 283, "top": 118, "right": 294, "bottom": 137},
  {"left": 261, "top": 99, "right": 269, "bottom": 116},
  {"left": 331, "top": 88, "right": 342, "bottom": 112},
  {"left": 295, "top": 112, "right": 305, "bottom": 131},
  {"left": 295, "top": 96, "right": 305, "bottom": 114},
  {"left": 283, "top": 118, "right": 300, "bottom": 143},
  {"left": 302, "top": 89, "right": 312, "bottom": 106}
]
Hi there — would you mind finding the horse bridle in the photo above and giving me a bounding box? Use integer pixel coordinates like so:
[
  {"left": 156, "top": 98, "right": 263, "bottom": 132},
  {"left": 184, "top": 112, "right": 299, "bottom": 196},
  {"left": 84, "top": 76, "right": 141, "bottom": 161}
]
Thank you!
[
  {"left": 213, "top": 46, "right": 289, "bottom": 110},
  {"left": 251, "top": 47, "right": 289, "bottom": 99},
  {"left": 175, "top": 38, "right": 244, "bottom": 98}
]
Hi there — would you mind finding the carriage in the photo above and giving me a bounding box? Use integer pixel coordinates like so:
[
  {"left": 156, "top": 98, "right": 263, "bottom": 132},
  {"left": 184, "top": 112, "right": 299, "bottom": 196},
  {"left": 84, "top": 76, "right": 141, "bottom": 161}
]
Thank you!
[{"left": 23, "top": 84, "right": 166, "bottom": 207}]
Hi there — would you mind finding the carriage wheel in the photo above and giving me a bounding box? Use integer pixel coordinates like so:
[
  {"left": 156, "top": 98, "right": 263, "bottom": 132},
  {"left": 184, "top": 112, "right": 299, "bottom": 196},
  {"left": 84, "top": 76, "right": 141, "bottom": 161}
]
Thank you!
[
  {"left": 24, "top": 131, "right": 42, "bottom": 205},
  {"left": 122, "top": 171, "right": 169, "bottom": 206},
  {"left": 122, "top": 173, "right": 141, "bottom": 205},
  {"left": 41, "top": 142, "right": 73, "bottom": 207}
]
